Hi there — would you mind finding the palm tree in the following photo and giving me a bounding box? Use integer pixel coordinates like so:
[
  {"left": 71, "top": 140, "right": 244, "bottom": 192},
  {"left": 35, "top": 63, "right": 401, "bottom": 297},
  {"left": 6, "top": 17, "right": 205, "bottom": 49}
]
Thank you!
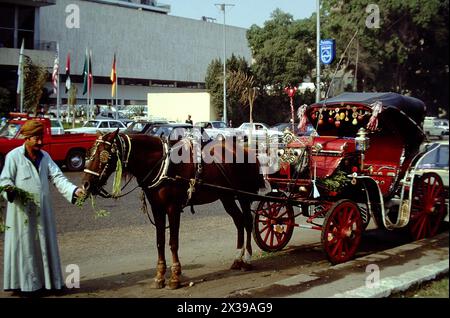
[
  {"left": 228, "top": 70, "right": 259, "bottom": 144},
  {"left": 23, "top": 56, "right": 48, "bottom": 115},
  {"left": 68, "top": 85, "right": 78, "bottom": 128},
  {"left": 227, "top": 70, "right": 258, "bottom": 123}
]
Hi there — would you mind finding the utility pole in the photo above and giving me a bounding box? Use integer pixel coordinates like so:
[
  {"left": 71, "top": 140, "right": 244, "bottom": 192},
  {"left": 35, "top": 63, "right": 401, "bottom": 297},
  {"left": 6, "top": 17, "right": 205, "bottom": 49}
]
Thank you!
[
  {"left": 354, "top": 39, "right": 359, "bottom": 91},
  {"left": 316, "top": 0, "right": 321, "bottom": 102},
  {"left": 215, "top": 3, "right": 234, "bottom": 124}
]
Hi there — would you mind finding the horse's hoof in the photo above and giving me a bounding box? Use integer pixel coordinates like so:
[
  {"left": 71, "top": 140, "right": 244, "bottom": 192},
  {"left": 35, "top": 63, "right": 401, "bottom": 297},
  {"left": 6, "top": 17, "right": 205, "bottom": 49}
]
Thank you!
[
  {"left": 153, "top": 279, "right": 165, "bottom": 289},
  {"left": 168, "top": 279, "right": 181, "bottom": 290},
  {"left": 240, "top": 262, "right": 253, "bottom": 271},
  {"left": 230, "top": 260, "right": 242, "bottom": 270}
]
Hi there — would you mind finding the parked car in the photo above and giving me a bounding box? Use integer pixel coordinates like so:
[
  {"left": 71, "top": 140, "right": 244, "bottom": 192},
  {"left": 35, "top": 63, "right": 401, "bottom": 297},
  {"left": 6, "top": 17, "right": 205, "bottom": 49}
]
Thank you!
[
  {"left": 147, "top": 123, "right": 193, "bottom": 141},
  {"left": 270, "top": 122, "right": 316, "bottom": 136},
  {"left": 194, "top": 121, "right": 234, "bottom": 140},
  {"left": 423, "top": 117, "right": 449, "bottom": 139},
  {"left": 236, "top": 122, "right": 284, "bottom": 143},
  {"left": 65, "top": 119, "right": 127, "bottom": 134},
  {"left": 95, "top": 111, "right": 134, "bottom": 126},
  {"left": 50, "top": 118, "right": 65, "bottom": 135},
  {"left": 416, "top": 141, "right": 449, "bottom": 222},
  {"left": 0, "top": 114, "right": 97, "bottom": 171},
  {"left": 125, "top": 119, "right": 169, "bottom": 134}
]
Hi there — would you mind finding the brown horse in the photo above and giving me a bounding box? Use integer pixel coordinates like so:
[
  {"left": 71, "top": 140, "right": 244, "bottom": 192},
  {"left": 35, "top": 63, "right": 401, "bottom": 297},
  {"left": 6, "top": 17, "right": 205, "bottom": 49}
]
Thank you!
[{"left": 81, "top": 129, "right": 265, "bottom": 289}]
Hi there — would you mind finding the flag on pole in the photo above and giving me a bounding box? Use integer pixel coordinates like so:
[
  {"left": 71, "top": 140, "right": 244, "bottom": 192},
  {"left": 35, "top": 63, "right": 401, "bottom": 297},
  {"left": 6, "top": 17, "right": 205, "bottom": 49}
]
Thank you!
[
  {"left": 65, "top": 53, "right": 71, "bottom": 93},
  {"left": 82, "top": 49, "right": 89, "bottom": 95},
  {"left": 52, "top": 44, "right": 59, "bottom": 95},
  {"left": 110, "top": 54, "right": 116, "bottom": 98},
  {"left": 16, "top": 39, "right": 24, "bottom": 94},
  {"left": 89, "top": 50, "right": 93, "bottom": 93}
]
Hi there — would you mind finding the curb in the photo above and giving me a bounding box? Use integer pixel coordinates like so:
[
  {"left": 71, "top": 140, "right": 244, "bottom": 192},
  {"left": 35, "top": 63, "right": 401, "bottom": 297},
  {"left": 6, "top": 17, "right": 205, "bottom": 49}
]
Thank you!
[
  {"left": 330, "top": 260, "right": 449, "bottom": 298},
  {"left": 234, "top": 232, "right": 449, "bottom": 298}
]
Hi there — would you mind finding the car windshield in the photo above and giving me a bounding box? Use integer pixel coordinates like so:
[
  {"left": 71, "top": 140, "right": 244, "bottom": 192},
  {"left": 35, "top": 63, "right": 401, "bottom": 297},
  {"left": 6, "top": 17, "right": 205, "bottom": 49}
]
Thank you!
[
  {"left": 212, "top": 122, "right": 227, "bottom": 129},
  {"left": 51, "top": 120, "right": 61, "bottom": 128},
  {"left": 418, "top": 144, "right": 449, "bottom": 168},
  {"left": 0, "top": 123, "right": 21, "bottom": 139},
  {"left": 83, "top": 121, "right": 99, "bottom": 128},
  {"left": 127, "top": 122, "right": 149, "bottom": 133}
]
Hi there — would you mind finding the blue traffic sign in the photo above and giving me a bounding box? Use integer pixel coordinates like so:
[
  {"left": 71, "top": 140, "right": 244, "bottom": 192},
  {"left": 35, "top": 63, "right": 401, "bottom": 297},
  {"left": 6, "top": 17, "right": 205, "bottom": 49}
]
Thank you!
[{"left": 320, "top": 39, "right": 336, "bottom": 65}]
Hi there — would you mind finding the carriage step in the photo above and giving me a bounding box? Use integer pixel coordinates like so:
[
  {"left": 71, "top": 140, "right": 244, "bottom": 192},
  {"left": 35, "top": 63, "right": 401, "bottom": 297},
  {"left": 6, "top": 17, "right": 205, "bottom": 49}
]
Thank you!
[{"left": 384, "top": 199, "right": 410, "bottom": 229}]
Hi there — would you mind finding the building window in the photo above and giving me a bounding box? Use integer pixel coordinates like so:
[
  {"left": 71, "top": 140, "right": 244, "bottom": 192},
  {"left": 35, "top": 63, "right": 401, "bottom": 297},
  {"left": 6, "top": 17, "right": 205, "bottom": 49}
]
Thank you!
[{"left": 0, "top": 4, "right": 35, "bottom": 49}]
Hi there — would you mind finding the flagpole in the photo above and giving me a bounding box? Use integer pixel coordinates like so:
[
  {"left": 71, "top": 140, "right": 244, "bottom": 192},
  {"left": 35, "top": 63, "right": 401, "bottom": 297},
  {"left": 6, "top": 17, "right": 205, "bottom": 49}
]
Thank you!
[
  {"left": 87, "top": 48, "right": 90, "bottom": 121},
  {"left": 90, "top": 49, "right": 94, "bottom": 121},
  {"left": 115, "top": 54, "right": 118, "bottom": 119},
  {"left": 56, "top": 43, "right": 60, "bottom": 121},
  {"left": 17, "top": 39, "right": 24, "bottom": 113}
]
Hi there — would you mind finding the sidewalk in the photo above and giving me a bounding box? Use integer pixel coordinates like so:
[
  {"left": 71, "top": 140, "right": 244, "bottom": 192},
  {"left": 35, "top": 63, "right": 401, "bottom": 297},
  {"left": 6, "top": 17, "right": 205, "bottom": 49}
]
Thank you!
[{"left": 230, "top": 232, "right": 449, "bottom": 298}]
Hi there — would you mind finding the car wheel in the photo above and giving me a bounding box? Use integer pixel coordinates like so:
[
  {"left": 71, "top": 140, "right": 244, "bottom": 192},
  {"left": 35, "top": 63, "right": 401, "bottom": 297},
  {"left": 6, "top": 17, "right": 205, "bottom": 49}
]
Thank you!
[{"left": 66, "top": 150, "right": 86, "bottom": 171}]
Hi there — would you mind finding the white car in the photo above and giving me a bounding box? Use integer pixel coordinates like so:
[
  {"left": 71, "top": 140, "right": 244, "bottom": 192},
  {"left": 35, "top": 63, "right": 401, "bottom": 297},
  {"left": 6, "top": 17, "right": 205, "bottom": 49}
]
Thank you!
[
  {"left": 194, "top": 121, "right": 234, "bottom": 140},
  {"left": 423, "top": 117, "right": 449, "bottom": 140},
  {"left": 65, "top": 119, "right": 127, "bottom": 134},
  {"left": 236, "top": 122, "right": 284, "bottom": 142}
]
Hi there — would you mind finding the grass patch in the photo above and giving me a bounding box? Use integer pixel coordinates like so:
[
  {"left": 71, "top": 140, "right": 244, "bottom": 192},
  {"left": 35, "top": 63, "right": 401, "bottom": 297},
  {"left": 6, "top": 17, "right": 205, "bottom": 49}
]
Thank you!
[{"left": 391, "top": 275, "right": 449, "bottom": 298}]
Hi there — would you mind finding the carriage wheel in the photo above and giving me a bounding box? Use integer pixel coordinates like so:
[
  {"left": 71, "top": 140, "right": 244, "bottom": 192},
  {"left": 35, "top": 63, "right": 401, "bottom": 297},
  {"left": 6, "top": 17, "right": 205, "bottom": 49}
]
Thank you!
[
  {"left": 253, "top": 192, "right": 295, "bottom": 252},
  {"left": 321, "top": 199, "right": 363, "bottom": 264},
  {"left": 409, "top": 172, "right": 446, "bottom": 241}
]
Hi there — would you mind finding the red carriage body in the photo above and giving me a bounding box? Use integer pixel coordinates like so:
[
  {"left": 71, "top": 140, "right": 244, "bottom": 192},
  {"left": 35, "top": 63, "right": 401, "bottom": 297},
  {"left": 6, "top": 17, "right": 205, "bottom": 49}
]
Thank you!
[{"left": 253, "top": 93, "right": 447, "bottom": 264}]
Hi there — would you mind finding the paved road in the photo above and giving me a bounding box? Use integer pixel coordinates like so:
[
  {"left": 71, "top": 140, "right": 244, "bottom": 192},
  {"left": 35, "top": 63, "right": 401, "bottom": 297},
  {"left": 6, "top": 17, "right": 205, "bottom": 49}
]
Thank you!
[{"left": 0, "top": 172, "right": 448, "bottom": 299}]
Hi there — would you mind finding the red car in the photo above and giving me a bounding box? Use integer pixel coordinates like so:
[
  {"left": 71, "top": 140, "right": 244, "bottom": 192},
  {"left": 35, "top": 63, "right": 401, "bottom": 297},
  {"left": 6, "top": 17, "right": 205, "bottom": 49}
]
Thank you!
[{"left": 0, "top": 113, "right": 97, "bottom": 172}]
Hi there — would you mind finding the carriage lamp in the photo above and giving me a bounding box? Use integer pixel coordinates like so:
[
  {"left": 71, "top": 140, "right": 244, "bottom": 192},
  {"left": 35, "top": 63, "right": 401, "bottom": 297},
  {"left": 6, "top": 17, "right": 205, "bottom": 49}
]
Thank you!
[{"left": 355, "top": 127, "right": 369, "bottom": 171}]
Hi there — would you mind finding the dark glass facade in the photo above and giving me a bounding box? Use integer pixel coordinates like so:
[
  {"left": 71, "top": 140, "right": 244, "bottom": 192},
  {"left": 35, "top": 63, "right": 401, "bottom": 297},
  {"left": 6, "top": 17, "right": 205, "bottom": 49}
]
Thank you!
[{"left": 0, "top": 3, "right": 35, "bottom": 49}]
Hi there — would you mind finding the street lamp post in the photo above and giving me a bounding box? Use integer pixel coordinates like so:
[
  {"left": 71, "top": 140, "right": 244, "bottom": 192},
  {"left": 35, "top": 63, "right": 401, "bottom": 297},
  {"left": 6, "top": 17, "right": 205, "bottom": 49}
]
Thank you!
[
  {"left": 284, "top": 86, "right": 298, "bottom": 132},
  {"left": 215, "top": 3, "right": 234, "bottom": 125}
]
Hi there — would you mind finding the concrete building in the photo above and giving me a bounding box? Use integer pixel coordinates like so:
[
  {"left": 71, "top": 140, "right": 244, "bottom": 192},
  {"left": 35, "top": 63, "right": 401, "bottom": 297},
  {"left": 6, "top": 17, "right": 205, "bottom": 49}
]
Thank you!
[{"left": 0, "top": 0, "right": 251, "bottom": 119}]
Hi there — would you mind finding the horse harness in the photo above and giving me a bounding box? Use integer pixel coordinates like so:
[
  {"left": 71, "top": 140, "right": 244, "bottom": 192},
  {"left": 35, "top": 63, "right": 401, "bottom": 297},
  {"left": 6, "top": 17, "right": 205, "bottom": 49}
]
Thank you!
[
  {"left": 85, "top": 134, "right": 233, "bottom": 213},
  {"left": 84, "top": 134, "right": 131, "bottom": 180}
]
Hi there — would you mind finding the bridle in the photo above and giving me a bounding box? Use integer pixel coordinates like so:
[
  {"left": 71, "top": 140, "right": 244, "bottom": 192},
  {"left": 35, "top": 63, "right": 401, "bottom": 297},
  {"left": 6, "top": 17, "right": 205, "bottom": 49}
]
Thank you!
[
  {"left": 84, "top": 133, "right": 171, "bottom": 198},
  {"left": 84, "top": 133, "right": 132, "bottom": 198}
]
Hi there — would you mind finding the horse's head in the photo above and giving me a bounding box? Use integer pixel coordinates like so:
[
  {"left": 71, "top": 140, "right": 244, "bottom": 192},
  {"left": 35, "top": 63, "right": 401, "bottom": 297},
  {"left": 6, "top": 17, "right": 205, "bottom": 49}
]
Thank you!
[{"left": 82, "top": 129, "right": 121, "bottom": 197}]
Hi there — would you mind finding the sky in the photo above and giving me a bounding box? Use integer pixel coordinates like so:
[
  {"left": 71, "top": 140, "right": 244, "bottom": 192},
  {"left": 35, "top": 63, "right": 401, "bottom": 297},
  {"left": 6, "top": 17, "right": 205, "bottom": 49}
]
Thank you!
[{"left": 159, "top": 0, "right": 317, "bottom": 29}]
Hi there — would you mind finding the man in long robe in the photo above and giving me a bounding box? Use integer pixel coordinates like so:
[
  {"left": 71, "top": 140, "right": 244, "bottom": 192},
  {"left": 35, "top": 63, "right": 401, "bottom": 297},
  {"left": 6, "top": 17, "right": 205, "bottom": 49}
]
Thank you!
[{"left": 0, "top": 119, "right": 85, "bottom": 292}]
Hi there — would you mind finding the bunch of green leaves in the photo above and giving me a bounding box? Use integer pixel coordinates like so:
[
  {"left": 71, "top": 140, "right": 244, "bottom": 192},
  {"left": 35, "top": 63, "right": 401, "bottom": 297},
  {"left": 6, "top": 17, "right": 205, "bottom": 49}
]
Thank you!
[
  {"left": 75, "top": 193, "right": 110, "bottom": 219},
  {"left": 0, "top": 185, "right": 39, "bottom": 233},
  {"left": 0, "top": 185, "right": 37, "bottom": 206},
  {"left": 319, "top": 170, "right": 350, "bottom": 192}
]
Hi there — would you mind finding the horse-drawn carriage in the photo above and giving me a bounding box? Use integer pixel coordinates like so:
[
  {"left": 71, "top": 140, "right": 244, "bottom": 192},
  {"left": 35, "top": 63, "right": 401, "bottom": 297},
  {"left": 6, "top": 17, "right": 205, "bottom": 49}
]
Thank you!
[
  {"left": 81, "top": 92, "right": 446, "bottom": 288},
  {"left": 252, "top": 92, "right": 447, "bottom": 264}
]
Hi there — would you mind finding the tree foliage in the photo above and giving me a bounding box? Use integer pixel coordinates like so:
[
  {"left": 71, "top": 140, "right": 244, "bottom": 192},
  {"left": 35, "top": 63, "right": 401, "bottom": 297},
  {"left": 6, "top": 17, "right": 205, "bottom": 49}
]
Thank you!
[
  {"left": 321, "top": 0, "right": 449, "bottom": 115},
  {"left": 205, "top": 54, "right": 251, "bottom": 125},
  {"left": 227, "top": 70, "right": 258, "bottom": 123},
  {"left": 23, "top": 56, "right": 48, "bottom": 114},
  {"left": 0, "top": 87, "right": 12, "bottom": 118},
  {"left": 205, "top": 1, "right": 448, "bottom": 126}
]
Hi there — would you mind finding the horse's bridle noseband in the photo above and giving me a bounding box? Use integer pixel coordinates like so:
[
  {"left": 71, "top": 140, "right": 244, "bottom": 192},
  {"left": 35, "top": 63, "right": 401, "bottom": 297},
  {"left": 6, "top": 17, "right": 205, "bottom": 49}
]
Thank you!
[
  {"left": 84, "top": 134, "right": 132, "bottom": 196},
  {"left": 84, "top": 137, "right": 116, "bottom": 179}
]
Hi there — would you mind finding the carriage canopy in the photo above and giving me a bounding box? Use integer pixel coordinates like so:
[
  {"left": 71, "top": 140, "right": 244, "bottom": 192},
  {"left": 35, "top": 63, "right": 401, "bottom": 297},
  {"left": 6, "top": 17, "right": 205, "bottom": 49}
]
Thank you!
[{"left": 302, "top": 92, "right": 426, "bottom": 148}]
